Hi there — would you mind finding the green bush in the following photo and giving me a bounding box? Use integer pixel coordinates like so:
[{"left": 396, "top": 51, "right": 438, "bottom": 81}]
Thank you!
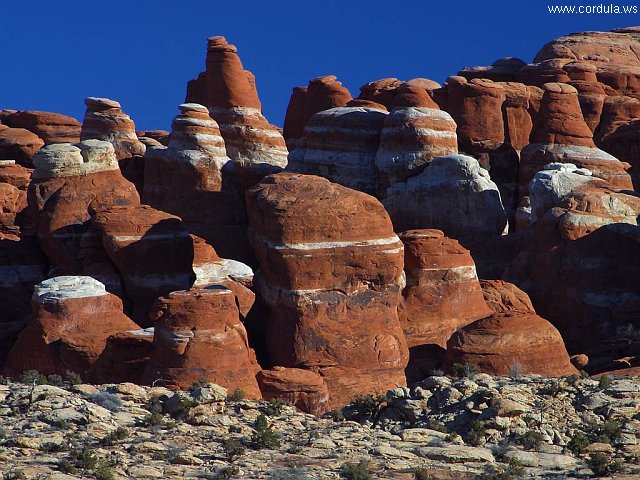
[
  {"left": 452, "top": 362, "right": 478, "bottom": 378},
  {"left": 222, "top": 437, "right": 245, "bottom": 461},
  {"left": 64, "top": 370, "right": 82, "bottom": 385},
  {"left": 567, "top": 430, "right": 590, "bottom": 454},
  {"left": 227, "top": 388, "right": 246, "bottom": 402},
  {"left": 89, "top": 392, "right": 123, "bottom": 412},
  {"left": 94, "top": 462, "right": 116, "bottom": 480},
  {"left": 414, "top": 467, "right": 434, "bottom": 480},
  {"left": 587, "top": 452, "right": 624, "bottom": 476},
  {"left": 467, "top": 421, "right": 487, "bottom": 446},
  {"left": 426, "top": 419, "right": 447, "bottom": 433},
  {"left": 100, "top": 427, "right": 129, "bottom": 446},
  {"left": 19, "top": 369, "right": 47, "bottom": 385},
  {"left": 517, "top": 430, "right": 545, "bottom": 451},
  {"left": 263, "top": 398, "right": 286, "bottom": 416},
  {"left": 340, "top": 460, "right": 372, "bottom": 480},
  {"left": 597, "top": 375, "right": 612, "bottom": 390},
  {"left": 251, "top": 414, "right": 280, "bottom": 450},
  {"left": 3, "top": 470, "right": 27, "bottom": 480}
]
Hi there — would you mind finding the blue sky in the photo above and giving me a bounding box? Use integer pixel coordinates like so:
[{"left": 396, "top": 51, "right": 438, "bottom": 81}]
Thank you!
[{"left": 2, "top": 1, "right": 638, "bottom": 130}]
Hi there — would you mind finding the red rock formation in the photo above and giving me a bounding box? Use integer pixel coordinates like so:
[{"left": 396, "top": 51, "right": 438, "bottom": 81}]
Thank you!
[
  {"left": 480, "top": 280, "right": 535, "bottom": 314},
  {"left": 87, "top": 328, "right": 154, "bottom": 384},
  {"left": 1, "top": 111, "right": 81, "bottom": 145},
  {"left": 283, "top": 76, "right": 352, "bottom": 149},
  {"left": 80, "top": 97, "right": 146, "bottom": 161},
  {"left": 458, "top": 58, "right": 527, "bottom": 83},
  {"left": 282, "top": 86, "right": 308, "bottom": 148},
  {"left": 191, "top": 235, "right": 255, "bottom": 318},
  {"left": 375, "top": 107, "right": 457, "bottom": 196},
  {"left": 506, "top": 164, "right": 640, "bottom": 354},
  {"left": 520, "top": 83, "right": 632, "bottom": 198},
  {"left": 398, "top": 230, "right": 492, "bottom": 348},
  {"left": 141, "top": 287, "right": 261, "bottom": 396},
  {"left": 0, "top": 161, "right": 31, "bottom": 235},
  {"left": 185, "top": 36, "right": 288, "bottom": 190},
  {"left": 3, "top": 276, "right": 139, "bottom": 377},
  {"left": 0, "top": 125, "right": 44, "bottom": 167},
  {"left": 256, "top": 367, "right": 330, "bottom": 415},
  {"left": 391, "top": 85, "right": 439, "bottom": 109},
  {"left": 92, "top": 205, "right": 196, "bottom": 325},
  {"left": 28, "top": 140, "right": 140, "bottom": 276},
  {"left": 443, "top": 313, "right": 578, "bottom": 376},
  {"left": 288, "top": 107, "right": 388, "bottom": 195},
  {"left": 246, "top": 173, "right": 408, "bottom": 408},
  {"left": 357, "top": 78, "right": 405, "bottom": 109},
  {"left": 143, "top": 103, "right": 251, "bottom": 263},
  {"left": 445, "top": 76, "right": 505, "bottom": 153},
  {"left": 137, "top": 130, "right": 170, "bottom": 145}
]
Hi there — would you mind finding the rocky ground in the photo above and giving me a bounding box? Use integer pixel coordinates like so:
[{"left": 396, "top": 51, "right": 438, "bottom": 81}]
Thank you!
[{"left": 1, "top": 373, "right": 639, "bottom": 479}]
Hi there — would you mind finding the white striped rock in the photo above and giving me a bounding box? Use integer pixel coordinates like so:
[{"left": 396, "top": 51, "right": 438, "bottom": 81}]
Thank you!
[
  {"left": 383, "top": 155, "right": 509, "bottom": 246},
  {"left": 141, "top": 287, "right": 262, "bottom": 396},
  {"left": 28, "top": 140, "right": 140, "bottom": 275},
  {"left": 143, "top": 103, "right": 251, "bottom": 263},
  {"left": 246, "top": 173, "right": 409, "bottom": 409},
  {"left": 288, "top": 106, "right": 388, "bottom": 195},
  {"left": 185, "top": 37, "right": 288, "bottom": 190},
  {"left": 3, "top": 276, "right": 138, "bottom": 377},
  {"left": 80, "top": 97, "right": 146, "bottom": 160},
  {"left": 519, "top": 83, "right": 632, "bottom": 197},
  {"left": 375, "top": 107, "right": 458, "bottom": 196}
]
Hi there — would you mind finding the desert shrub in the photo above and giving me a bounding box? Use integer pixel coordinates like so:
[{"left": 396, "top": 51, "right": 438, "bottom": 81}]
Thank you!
[
  {"left": 19, "top": 370, "right": 47, "bottom": 385},
  {"left": 263, "top": 398, "right": 286, "bottom": 416},
  {"left": 506, "top": 457, "right": 526, "bottom": 477},
  {"left": 414, "top": 467, "right": 435, "bottom": 480},
  {"left": 215, "top": 466, "right": 239, "bottom": 479},
  {"left": 517, "top": 430, "right": 545, "bottom": 451},
  {"left": 340, "top": 460, "right": 372, "bottom": 480},
  {"left": 268, "top": 467, "right": 315, "bottom": 480},
  {"left": 71, "top": 446, "right": 98, "bottom": 470},
  {"left": 41, "top": 441, "right": 65, "bottom": 452},
  {"left": 94, "top": 462, "right": 115, "bottom": 480},
  {"left": 251, "top": 414, "right": 280, "bottom": 450},
  {"left": 587, "top": 452, "right": 624, "bottom": 476},
  {"left": 345, "top": 394, "right": 386, "bottom": 423},
  {"left": 467, "top": 421, "right": 487, "bottom": 446},
  {"left": 222, "top": 438, "right": 245, "bottom": 461},
  {"left": 598, "top": 375, "right": 612, "bottom": 390},
  {"left": 538, "top": 380, "right": 564, "bottom": 397},
  {"left": 452, "top": 362, "right": 478, "bottom": 378},
  {"left": 190, "top": 378, "right": 209, "bottom": 391},
  {"left": 508, "top": 362, "right": 523, "bottom": 379},
  {"left": 89, "top": 392, "right": 123, "bottom": 412},
  {"left": 567, "top": 430, "right": 590, "bottom": 454},
  {"left": 426, "top": 419, "right": 447, "bottom": 433},
  {"left": 47, "top": 374, "right": 64, "bottom": 386},
  {"left": 3, "top": 470, "right": 27, "bottom": 480},
  {"left": 64, "top": 370, "right": 82, "bottom": 385},
  {"left": 100, "top": 427, "right": 129, "bottom": 446},
  {"left": 58, "top": 459, "right": 78, "bottom": 474},
  {"left": 227, "top": 388, "right": 246, "bottom": 402},
  {"left": 596, "top": 419, "right": 622, "bottom": 444}
]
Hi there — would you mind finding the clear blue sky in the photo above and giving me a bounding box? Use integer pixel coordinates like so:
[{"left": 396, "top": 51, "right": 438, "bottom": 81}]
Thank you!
[{"left": 3, "top": 1, "right": 638, "bottom": 130}]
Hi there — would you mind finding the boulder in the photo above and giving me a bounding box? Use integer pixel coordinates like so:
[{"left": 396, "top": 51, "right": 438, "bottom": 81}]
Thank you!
[
  {"left": 80, "top": 97, "right": 146, "bottom": 160},
  {"left": 1, "top": 111, "right": 81, "bottom": 144},
  {"left": 443, "top": 313, "right": 578, "bottom": 376},
  {"left": 375, "top": 107, "right": 457, "bottom": 196},
  {"left": 480, "top": 280, "right": 535, "bottom": 314},
  {"left": 357, "top": 78, "right": 405, "bottom": 109},
  {"left": 246, "top": 173, "right": 409, "bottom": 408},
  {"left": 256, "top": 367, "right": 330, "bottom": 415},
  {"left": 141, "top": 287, "right": 261, "bottom": 396},
  {"left": 0, "top": 125, "right": 44, "bottom": 167},
  {"left": 383, "top": 155, "right": 509, "bottom": 246},
  {"left": 3, "top": 276, "right": 139, "bottom": 377},
  {"left": 282, "top": 86, "right": 308, "bottom": 149},
  {"left": 143, "top": 103, "right": 251, "bottom": 262},
  {"left": 458, "top": 57, "right": 527, "bottom": 83},
  {"left": 288, "top": 107, "right": 388, "bottom": 195}
]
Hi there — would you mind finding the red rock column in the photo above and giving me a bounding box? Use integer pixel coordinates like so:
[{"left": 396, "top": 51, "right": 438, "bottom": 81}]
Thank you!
[
  {"left": 247, "top": 173, "right": 408, "bottom": 408},
  {"left": 141, "top": 287, "right": 261, "bottom": 397}
]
